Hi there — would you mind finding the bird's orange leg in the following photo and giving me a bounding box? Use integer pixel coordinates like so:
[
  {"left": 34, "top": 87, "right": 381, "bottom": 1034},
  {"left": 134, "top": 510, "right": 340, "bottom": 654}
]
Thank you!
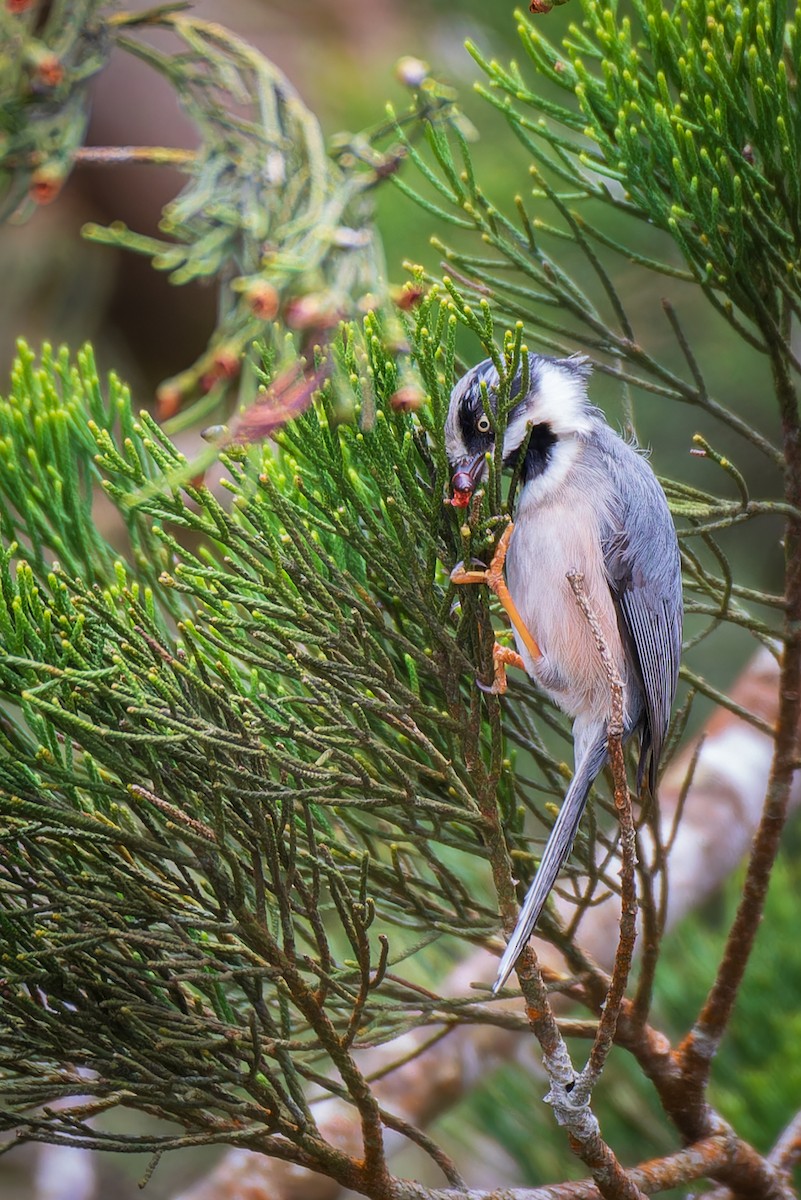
[
  {"left": 450, "top": 521, "right": 542, "bottom": 693},
  {"left": 480, "top": 642, "right": 527, "bottom": 695}
]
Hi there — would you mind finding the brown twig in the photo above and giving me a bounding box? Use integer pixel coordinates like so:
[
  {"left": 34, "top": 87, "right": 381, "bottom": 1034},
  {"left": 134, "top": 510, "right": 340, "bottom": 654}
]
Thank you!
[
  {"left": 630, "top": 736, "right": 704, "bottom": 1029},
  {"left": 74, "top": 145, "right": 197, "bottom": 167},
  {"left": 628, "top": 823, "right": 661, "bottom": 1031},
  {"left": 232, "top": 911, "right": 391, "bottom": 1197},
  {"left": 769, "top": 1108, "right": 801, "bottom": 1172},
  {"left": 565, "top": 572, "right": 638, "bottom": 1094},
  {"left": 379, "top": 1108, "right": 467, "bottom": 1191},
  {"left": 703, "top": 1130, "right": 800, "bottom": 1200},
  {"left": 390, "top": 1135, "right": 732, "bottom": 1199},
  {"left": 487, "top": 849, "right": 639, "bottom": 1195}
]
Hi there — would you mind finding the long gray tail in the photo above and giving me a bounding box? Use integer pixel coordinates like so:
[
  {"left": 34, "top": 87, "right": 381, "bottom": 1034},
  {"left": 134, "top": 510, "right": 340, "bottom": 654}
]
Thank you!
[{"left": 492, "top": 736, "right": 608, "bottom": 993}]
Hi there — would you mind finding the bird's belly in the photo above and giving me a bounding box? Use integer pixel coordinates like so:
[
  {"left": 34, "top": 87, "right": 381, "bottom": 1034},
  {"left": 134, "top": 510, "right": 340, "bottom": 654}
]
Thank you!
[{"left": 506, "top": 506, "right": 627, "bottom": 722}]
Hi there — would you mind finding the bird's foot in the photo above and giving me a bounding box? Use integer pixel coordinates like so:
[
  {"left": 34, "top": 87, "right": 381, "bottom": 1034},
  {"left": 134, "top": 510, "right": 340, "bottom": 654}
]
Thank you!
[
  {"left": 449, "top": 559, "right": 489, "bottom": 586},
  {"left": 476, "top": 642, "right": 527, "bottom": 694},
  {"left": 450, "top": 521, "right": 542, "bottom": 664},
  {"left": 450, "top": 521, "right": 516, "bottom": 594}
]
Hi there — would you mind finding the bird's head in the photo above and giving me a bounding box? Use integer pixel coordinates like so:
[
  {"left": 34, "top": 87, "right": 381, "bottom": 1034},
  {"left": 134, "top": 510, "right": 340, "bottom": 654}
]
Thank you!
[{"left": 444, "top": 354, "right": 594, "bottom": 507}]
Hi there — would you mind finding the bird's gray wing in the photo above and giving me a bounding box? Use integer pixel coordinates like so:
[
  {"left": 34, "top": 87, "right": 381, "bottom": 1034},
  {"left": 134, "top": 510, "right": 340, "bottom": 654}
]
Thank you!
[{"left": 603, "top": 453, "right": 682, "bottom": 791}]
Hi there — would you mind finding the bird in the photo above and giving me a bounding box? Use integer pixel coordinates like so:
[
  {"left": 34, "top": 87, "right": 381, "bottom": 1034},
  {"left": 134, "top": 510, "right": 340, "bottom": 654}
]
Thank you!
[{"left": 445, "top": 354, "right": 682, "bottom": 993}]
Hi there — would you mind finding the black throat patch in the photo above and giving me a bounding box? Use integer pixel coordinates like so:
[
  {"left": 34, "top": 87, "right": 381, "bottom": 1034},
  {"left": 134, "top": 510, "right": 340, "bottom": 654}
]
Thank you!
[{"left": 519, "top": 423, "right": 558, "bottom": 483}]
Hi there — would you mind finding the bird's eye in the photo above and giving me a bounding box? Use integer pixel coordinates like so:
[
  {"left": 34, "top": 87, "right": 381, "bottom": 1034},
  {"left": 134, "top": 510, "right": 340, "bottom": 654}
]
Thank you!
[{"left": 476, "top": 414, "right": 492, "bottom": 433}]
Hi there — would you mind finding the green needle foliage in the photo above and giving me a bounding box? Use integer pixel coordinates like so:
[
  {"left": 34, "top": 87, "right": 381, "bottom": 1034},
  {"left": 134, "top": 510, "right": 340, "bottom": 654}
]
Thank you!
[
  {"left": 0, "top": 327, "right": 545, "bottom": 1165},
  {"left": 0, "top": 2, "right": 462, "bottom": 420},
  {"left": 391, "top": 0, "right": 798, "bottom": 447},
  {"left": 0, "top": 0, "right": 108, "bottom": 218},
  {"left": 82, "top": 9, "right": 397, "bottom": 416}
]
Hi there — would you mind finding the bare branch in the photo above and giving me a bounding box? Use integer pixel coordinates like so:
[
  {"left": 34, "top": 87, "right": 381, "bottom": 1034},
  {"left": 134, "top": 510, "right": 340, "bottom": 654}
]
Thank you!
[
  {"left": 677, "top": 344, "right": 801, "bottom": 1139},
  {"left": 770, "top": 1109, "right": 801, "bottom": 1172}
]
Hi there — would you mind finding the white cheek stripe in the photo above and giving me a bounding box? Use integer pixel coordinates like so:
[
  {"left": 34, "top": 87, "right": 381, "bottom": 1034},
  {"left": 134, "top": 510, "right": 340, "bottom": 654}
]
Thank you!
[
  {"left": 529, "top": 362, "right": 593, "bottom": 437},
  {"left": 502, "top": 362, "right": 592, "bottom": 461}
]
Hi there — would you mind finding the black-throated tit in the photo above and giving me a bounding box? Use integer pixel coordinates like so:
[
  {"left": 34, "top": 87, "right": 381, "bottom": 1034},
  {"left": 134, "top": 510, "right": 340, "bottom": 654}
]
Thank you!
[{"left": 445, "top": 355, "right": 683, "bottom": 993}]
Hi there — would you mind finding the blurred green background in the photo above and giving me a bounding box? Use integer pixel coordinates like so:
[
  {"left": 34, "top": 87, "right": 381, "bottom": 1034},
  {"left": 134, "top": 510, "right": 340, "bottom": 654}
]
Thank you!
[{"left": 0, "top": 1, "right": 797, "bottom": 1196}]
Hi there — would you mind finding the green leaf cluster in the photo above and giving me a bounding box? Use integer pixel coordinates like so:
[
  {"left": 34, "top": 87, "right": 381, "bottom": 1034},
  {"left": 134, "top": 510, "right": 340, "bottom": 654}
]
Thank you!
[
  {"left": 391, "top": 1, "right": 800, "bottom": 430},
  {"left": 0, "top": 0, "right": 109, "bottom": 218},
  {"left": 0, "top": 323, "right": 557, "bottom": 1151},
  {"left": 500, "top": 0, "right": 801, "bottom": 316}
]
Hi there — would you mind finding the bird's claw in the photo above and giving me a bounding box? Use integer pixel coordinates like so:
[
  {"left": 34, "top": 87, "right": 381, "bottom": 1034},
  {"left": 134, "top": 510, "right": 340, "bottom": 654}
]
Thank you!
[
  {"left": 450, "top": 558, "right": 488, "bottom": 584},
  {"left": 451, "top": 522, "right": 542, "bottom": 668},
  {"left": 478, "top": 643, "right": 526, "bottom": 695}
]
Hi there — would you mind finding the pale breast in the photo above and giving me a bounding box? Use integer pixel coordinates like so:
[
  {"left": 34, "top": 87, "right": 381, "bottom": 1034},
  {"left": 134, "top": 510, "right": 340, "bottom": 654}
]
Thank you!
[{"left": 506, "top": 496, "right": 627, "bottom": 723}]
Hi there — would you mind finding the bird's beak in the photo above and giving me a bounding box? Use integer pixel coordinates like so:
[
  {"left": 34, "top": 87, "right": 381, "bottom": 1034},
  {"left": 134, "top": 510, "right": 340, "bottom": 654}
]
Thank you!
[{"left": 448, "top": 453, "right": 486, "bottom": 508}]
